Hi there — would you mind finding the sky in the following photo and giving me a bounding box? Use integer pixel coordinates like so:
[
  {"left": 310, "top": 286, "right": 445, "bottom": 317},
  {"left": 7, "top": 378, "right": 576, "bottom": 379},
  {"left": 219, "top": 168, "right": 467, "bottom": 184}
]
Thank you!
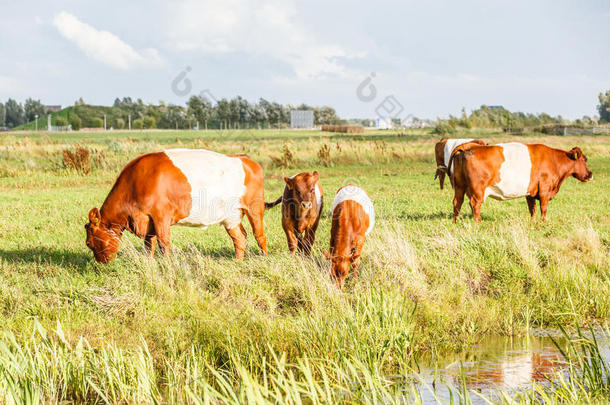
[{"left": 1, "top": 0, "right": 609, "bottom": 119}]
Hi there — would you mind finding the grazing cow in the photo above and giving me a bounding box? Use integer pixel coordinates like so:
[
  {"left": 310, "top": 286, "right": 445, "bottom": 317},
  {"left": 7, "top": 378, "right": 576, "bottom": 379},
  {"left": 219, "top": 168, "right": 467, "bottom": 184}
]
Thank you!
[
  {"left": 434, "top": 138, "right": 487, "bottom": 189},
  {"left": 85, "top": 149, "right": 267, "bottom": 263},
  {"left": 323, "top": 184, "right": 375, "bottom": 289},
  {"left": 449, "top": 143, "right": 593, "bottom": 222},
  {"left": 265, "top": 171, "right": 323, "bottom": 255}
]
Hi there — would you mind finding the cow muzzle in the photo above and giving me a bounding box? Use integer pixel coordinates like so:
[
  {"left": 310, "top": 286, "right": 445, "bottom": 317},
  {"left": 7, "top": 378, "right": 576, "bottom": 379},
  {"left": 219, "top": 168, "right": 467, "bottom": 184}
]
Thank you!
[{"left": 301, "top": 201, "right": 313, "bottom": 210}]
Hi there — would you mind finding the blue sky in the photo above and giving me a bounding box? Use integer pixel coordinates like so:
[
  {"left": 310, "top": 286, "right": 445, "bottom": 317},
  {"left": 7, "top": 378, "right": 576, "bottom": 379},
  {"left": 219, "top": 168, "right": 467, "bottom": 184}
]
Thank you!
[{"left": 1, "top": 0, "right": 608, "bottom": 119}]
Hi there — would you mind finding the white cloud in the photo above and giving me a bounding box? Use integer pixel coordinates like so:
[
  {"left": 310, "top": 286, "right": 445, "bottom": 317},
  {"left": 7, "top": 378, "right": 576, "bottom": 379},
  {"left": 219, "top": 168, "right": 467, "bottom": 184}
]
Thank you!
[
  {"left": 52, "top": 11, "right": 164, "bottom": 70},
  {"left": 164, "top": 0, "right": 360, "bottom": 79}
]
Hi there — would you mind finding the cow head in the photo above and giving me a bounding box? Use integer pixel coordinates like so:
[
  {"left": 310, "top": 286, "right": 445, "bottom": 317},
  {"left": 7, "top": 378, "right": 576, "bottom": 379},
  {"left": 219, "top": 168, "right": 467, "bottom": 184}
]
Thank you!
[
  {"left": 323, "top": 251, "right": 350, "bottom": 290},
  {"left": 85, "top": 208, "right": 120, "bottom": 263},
  {"left": 434, "top": 138, "right": 449, "bottom": 190},
  {"left": 567, "top": 147, "right": 593, "bottom": 182},
  {"left": 284, "top": 171, "right": 319, "bottom": 215}
]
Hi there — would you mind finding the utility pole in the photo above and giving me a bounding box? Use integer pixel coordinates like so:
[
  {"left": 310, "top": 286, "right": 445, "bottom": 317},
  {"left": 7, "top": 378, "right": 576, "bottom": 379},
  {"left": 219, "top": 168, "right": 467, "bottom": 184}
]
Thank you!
[
  {"left": 35, "top": 114, "right": 38, "bottom": 131},
  {"left": 104, "top": 114, "right": 107, "bottom": 130},
  {"left": 128, "top": 114, "right": 131, "bottom": 130}
]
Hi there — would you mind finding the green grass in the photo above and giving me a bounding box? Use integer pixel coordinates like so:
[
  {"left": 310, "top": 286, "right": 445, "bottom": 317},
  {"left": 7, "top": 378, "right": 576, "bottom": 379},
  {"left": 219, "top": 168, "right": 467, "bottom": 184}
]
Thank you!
[{"left": 0, "top": 128, "right": 609, "bottom": 403}]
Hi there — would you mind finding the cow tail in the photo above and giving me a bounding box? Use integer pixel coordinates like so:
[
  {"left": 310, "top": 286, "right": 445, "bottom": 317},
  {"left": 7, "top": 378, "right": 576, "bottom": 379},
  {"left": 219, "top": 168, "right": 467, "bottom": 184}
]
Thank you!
[
  {"left": 447, "top": 147, "right": 466, "bottom": 188},
  {"left": 265, "top": 196, "right": 282, "bottom": 209}
]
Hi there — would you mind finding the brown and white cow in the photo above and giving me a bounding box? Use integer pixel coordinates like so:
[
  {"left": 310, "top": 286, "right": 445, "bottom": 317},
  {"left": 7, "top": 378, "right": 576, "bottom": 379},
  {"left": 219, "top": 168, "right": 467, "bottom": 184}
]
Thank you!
[
  {"left": 323, "top": 184, "right": 375, "bottom": 289},
  {"left": 85, "top": 148, "right": 267, "bottom": 263},
  {"left": 434, "top": 138, "right": 487, "bottom": 189},
  {"left": 448, "top": 143, "right": 593, "bottom": 222},
  {"left": 265, "top": 171, "right": 323, "bottom": 255}
]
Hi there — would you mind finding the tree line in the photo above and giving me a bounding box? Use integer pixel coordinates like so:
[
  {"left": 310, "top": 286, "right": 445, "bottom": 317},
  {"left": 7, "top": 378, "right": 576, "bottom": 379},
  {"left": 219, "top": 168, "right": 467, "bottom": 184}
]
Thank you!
[
  {"left": 2, "top": 91, "right": 609, "bottom": 130},
  {"left": 0, "top": 98, "right": 46, "bottom": 128},
  {"left": 0, "top": 95, "right": 342, "bottom": 130}
]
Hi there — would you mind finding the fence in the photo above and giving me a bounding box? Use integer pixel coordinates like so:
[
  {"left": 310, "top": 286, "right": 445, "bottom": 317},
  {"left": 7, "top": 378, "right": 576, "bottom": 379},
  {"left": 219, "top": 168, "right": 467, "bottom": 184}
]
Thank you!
[{"left": 48, "top": 125, "right": 72, "bottom": 132}]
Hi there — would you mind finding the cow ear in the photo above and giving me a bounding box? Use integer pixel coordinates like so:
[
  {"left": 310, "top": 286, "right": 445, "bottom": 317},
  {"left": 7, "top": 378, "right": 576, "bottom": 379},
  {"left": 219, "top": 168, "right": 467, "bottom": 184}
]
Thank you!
[
  {"left": 284, "top": 177, "right": 293, "bottom": 189},
  {"left": 312, "top": 171, "right": 319, "bottom": 182},
  {"left": 568, "top": 147, "right": 581, "bottom": 160},
  {"left": 88, "top": 207, "right": 101, "bottom": 225},
  {"left": 322, "top": 250, "right": 331, "bottom": 260}
]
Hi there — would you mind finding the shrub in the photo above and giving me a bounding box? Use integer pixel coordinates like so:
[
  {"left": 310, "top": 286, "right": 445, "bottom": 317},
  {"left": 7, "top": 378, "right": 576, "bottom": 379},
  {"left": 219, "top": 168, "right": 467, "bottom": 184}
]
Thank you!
[
  {"left": 317, "top": 144, "right": 332, "bottom": 166},
  {"left": 62, "top": 146, "right": 91, "bottom": 174},
  {"left": 432, "top": 120, "right": 456, "bottom": 136},
  {"left": 92, "top": 118, "right": 104, "bottom": 128},
  {"left": 116, "top": 118, "right": 125, "bottom": 129},
  {"left": 55, "top": 117, "right": 68, "bottom": 126},
  {"left": 270, "top": 143, "right": 295, "bottom": 168},
  {"left": 133, "top": 119, "right": 143, "bottom": 130},
  {"left": 70, "top": 116, "right": 82, "bottom": 131},
  {"left": 143, "top": 116, "right": 156, "bottom": 129}
]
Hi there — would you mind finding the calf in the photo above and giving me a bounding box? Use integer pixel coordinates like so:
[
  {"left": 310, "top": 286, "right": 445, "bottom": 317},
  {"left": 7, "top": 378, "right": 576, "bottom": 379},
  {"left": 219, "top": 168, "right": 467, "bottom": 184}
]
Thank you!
[
  {"left": 323, "top": 184, "right": 375, "bottom": 289},
  {"left": 85, "top": 148, "right": 267, "bottom": 263},
  {"left": 434, "top": 138, "right": 487, "bottom": 189},
  {"left": 266, "top": 171, "right": 323, "bottom": 254},
  {"left": 449, "top": 143, "right": 592, "bottom": 222}
]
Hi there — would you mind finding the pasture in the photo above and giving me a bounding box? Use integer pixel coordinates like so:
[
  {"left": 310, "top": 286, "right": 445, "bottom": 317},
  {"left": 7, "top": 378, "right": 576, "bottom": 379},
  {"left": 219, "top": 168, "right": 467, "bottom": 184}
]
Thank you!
[{"left": 0, "top": 128, "right": 609, "bottom": 403}]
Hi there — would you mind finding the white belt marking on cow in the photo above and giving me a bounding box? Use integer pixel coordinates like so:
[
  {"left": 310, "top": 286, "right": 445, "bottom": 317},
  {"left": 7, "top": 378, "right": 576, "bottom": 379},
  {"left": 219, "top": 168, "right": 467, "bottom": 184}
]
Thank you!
[
  {"left": 331, "top": 185, "right": 375, "bottom": 236},
  {"left": 444, "top": 138, "right": 474, "bottom": 172},
  {"left": 484, "top": 143, "right": 532, "bottom": 201},
  {"left": 164, "top": 149, "right": 247, "bottom": 229}
]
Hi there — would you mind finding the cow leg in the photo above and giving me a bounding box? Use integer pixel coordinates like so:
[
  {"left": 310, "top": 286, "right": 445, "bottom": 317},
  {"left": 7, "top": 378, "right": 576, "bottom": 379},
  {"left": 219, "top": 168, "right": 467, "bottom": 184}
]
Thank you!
[
  {"left": 350, "top": 237, "right": 365, "bottom": 279},
  {"left": 469, "top": 194, "right": 483, "bottom": 223},
  {"left": 301, "top": 227, "right": 316, "bottom": 255},
  {"left": 154, "top": 217, "right": 171, "bottom": 255},
  {"left": 143, "top": 216, "right": 157, "bottom": 257},
  {"left": 526, "top": 196, "right": 537, "bottom": 219},
  {"left": 539, "top": 196, "right": 550, "bottom": 221},
  {"left": 144, "top": 234, "right": 157, "bottom": 257},
  {"left": 244, "top": 208, "right": 267, "bottom": 256},
  {"left": 284, "top": 227, "right": 299, "bottom": 255},
  {"left": 453, "top": 188, "right": 466, "bottom": 223},
  {"left": 226, "top": 224, "right": 247, "bottom": 259}
]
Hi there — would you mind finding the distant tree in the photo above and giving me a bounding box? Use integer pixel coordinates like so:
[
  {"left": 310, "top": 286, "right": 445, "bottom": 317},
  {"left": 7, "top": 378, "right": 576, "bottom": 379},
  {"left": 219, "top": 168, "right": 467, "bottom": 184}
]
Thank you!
[
  {"left": 216, "top": 98, "right": 231, "bottom": 127},
  {"left": 92, "top": 117, "right": 104, "bottom": 128},
  {"left": 24, "top": 98, "right": 45, "bottom": 122},
  {"left": 158, "top": 104, "right": 187, "bottom": 129},
  {"left": 4, "top": 98, "right": 24, "bottom": 128},
  {"left": 316, "top": 106, "right": 340, "bottom": 125},
  {"left": 113, "top": 98, "right": 122, "bottom": 107},
  {"left": 70, "top": 116, "right": 82, "bottom": 130},
  {"left": 598, "top": 90, "right": 610, "bottom": 122},
  {"left": 133, "top": 118, "right": 143, "bottom": 129},
  {"left": 185, "top": 95, "right": 213, "bottom": 128},
  {"left": 143, "top": 115, "right": 156, "bottom": 129},
  {"left": 55, "top": 117, "right": 68, "bottom": 126},
  {"left": 75, "top": 97, "right": 85, "bottom": 106},
  {"left": 116, "top": 118, "right": 125, "bottom": 129},
  {"left": 187, "top": 95, "right": 204, "bottom": 124}
]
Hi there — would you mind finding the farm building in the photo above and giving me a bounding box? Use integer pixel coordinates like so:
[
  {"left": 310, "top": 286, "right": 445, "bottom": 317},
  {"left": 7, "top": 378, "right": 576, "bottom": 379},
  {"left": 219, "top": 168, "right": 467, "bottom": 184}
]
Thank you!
[{"left": 290, "top": 110, "right": 314, "bottom": 128}]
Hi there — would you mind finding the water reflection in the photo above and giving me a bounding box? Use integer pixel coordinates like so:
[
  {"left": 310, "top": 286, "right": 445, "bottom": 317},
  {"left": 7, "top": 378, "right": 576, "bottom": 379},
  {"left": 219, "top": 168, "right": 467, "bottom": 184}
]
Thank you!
[{"left": 415, "top": 334, "right": 569, "bottom": 403}]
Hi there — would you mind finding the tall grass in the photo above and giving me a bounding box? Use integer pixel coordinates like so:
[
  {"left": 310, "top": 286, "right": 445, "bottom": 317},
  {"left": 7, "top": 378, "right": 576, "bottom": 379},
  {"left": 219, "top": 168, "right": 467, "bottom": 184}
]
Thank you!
[
  {"left": 1, "top": 129, "right": 609, "bottom": 403},
  {"left": 1, "top": 320, "right": 609, "bottom": 404}
]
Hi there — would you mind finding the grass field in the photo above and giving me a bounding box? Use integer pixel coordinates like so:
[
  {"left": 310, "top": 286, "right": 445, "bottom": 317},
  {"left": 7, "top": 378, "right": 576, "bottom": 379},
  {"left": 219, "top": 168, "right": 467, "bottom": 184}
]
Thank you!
[{"left": 0, "top": 128, "right": 609, "bottom": 403}]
